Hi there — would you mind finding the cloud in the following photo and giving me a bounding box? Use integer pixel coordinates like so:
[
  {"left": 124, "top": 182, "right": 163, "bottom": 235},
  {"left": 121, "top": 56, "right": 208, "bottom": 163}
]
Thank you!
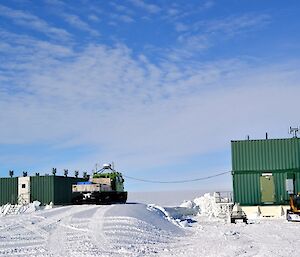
[
  {"left": 0, "top": 32, "right": 299, "bottom": 173},
  {"left": 119, "top": 15, "right": 135, "bottom": 23},
  {"left": 0, "top": 29, "right": 73, "bottom": 57},
  {"left": 175, "top": 22, "right": 189, "bottom": 32},
  {"left": 44, "top": 0, "right": 66, "bottom": 7},
  {"left": 88, "top": 14, "right": 100, "bottom": 22},
  {"left": 167, "top": 8, "right": 179, "bottom": 17},
  {"left": 0, "top": 4, "right": 296, "bottom": 180},
  {"left": 203, "top": 14, "right": 271, "bottom": 35},
  {"left": 166, "top": 13, "right": 271, "bottom": 61},
  {"left": 110, "top": 2, "right": 134, "bottom": 15},
  {"left": 203, "top": 0, "right": 214, "bottom": 9},
  {"left": 163, "top": 35, "right": 211, "bottom": 61},
  {"left": 128, "top": 0, "right": 161, "bottom": 14},
  {"left": 177, "top": 34, "right": 210, "bottom": 50},
  {"left": 0, "top": 4, "right": 71, "bottom": 40},
  {"left": 110, "top": 13, "right": 135, "bottom": 23},
  {"left": 163, "top": 1, "right": 214, "bottom": 23},
  {"left": 62, "top": 13, "right": 100, "bottom": 36}
]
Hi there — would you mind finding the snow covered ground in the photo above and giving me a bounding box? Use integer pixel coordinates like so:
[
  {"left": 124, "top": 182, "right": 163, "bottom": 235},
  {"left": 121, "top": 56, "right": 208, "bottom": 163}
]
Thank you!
[{"left": 0, "top": 196, "right": 299, "bottom": 257}]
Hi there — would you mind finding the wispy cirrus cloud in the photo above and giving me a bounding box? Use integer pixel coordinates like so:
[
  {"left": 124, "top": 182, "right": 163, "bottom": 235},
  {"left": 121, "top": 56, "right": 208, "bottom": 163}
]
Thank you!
[
  {"left": 0, "top": 4, "right": 71, "bottom": 40},
  {"left": 128, "top": 0, "right": 161, "bottom": 14},
  {"left": 0, "top": 0, "right": 298, "bottom": 188},
  {"left": 0, "top": 29, "right": 74, "bottom": 94},
  {"left": 88, "top": 14, "right": 100, "bottom": 22},
  {"left": 203, "top": 14, "right": 271, "bottom": 35},
  {"left": 163, "top": 1, "right": 214, "bottom": 23},
  {"left": 44, "top": 0, "right": 65, "bottom": 7},
  {"left": 61, "top": 13, "right": 100, "bottom": 36},
  {"left": 175, "top": 22, "right": 189, "bottom": 32},
  {"left": 164, "top": 13, "right": 271, "bottom": 61},
  {"left": 1, "top": 29, "right": 300, "bottom": 173},
  {"left": 178, "top": 13, "right": 271, "bottom": 39},
  {"left": 119, "top": 14, "right": 135, "bottom": 23},
  {"left": 110, "top": 2, "right": 134, "bottom": 15},
  {"left": 109, "top": 2, "right": 135, "bottom": 23},
  {"left": 110, "top": 13, "right": 135, "bottom": 23}
]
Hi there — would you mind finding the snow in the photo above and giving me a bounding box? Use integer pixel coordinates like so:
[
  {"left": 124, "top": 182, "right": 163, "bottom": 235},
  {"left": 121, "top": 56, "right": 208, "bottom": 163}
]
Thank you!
[
  {"left": 0, "top": 201, "right": 54, "bottom": 217},
  {"left": 0, "top": 193, "right": 299, "bottom": 257},
  {"left": 179, "top": 200, "right": 195, "bottom": 209},
  {"left": 147, "top": 204, "right": 192, "bottom": 228}
]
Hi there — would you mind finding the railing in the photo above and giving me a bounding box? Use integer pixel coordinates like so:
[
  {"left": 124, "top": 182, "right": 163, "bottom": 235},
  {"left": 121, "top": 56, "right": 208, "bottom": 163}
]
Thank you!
[{"left": 214, "top": 191, "right": 233, "bottom": 203}]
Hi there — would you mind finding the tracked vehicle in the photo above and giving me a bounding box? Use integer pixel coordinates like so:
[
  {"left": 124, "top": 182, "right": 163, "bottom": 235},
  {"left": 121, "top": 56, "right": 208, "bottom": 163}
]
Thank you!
[
  {"left": 286, "top": 193, "right": 300, "bottom": 221},
  {"left": 72, "top": 164, "right": 127, "bottom": 204}
]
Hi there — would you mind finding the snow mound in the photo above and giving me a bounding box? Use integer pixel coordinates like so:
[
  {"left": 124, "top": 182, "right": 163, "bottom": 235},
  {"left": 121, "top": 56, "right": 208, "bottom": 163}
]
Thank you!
[
  {"left": 103, "top": 204, "right": 186, "bottom": 255},
  {"left": 0, "top": 204, "right": 186, "bottom": 256},
  {"left": 179, "top": 193, "right": 233, "bottom": 219},
  {"left": 105, "top": 203, "right": 185, "bottom": 233},
  {"left": 147, "top": 204, "right": 197, "bottom": 228},
  {"left": 180, "top": 200, "right": 195, "bottom": 209},
  {"left": 45, "top": 202, "right": 54, "bottom": 210},
  {"left": 194, "top": 193, "right": 218, "bottom": 216},
  {"left": 23, "top": 200, "right": 42, "bottom": 213}
]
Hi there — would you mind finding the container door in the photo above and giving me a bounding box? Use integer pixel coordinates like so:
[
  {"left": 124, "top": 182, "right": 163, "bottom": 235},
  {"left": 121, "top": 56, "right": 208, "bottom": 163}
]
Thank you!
[
  {"left": 18, "top": 177, "right": 30, "bottom": 204},
  {"left": 260, "top": 174, "right": 275, "bottom": 203}
]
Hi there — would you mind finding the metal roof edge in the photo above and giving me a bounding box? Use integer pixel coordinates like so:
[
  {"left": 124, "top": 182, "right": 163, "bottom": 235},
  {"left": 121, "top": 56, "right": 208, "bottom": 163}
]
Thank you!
[{"left": 231, "top": 137, "right": 300, "bottom": 143}]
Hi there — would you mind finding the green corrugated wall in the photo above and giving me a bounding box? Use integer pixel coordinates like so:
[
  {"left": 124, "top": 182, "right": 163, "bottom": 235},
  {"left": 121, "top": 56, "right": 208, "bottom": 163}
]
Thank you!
[
  {"left": 233, "top": 170, "right": 296, "bottom": 205},
  {"left": 54, "top": 177, "right": 85, "bottom": 204},
  {"left": 31, "top": 176, "right": 85, "bottom": 205},
  {"left": 274, "top": 172, "right": 289, "bottom": 203},
  {"left": 0, "top": 177, "right": 18, "bottom": 205},
  {"left": 0, "top": 176, "right": 86, "bottom": 205},
  {"left": 232, "top": 138, "right": 300, "bottom": 205},
  {"left": 232, "top": 138, "right": 300, "bottom": 171},
  {"left": 233, "top": 172, "right": 260, "bottom": 205},
  {"left": 30, "top": 176, "right": 54, "bottom": 204}
]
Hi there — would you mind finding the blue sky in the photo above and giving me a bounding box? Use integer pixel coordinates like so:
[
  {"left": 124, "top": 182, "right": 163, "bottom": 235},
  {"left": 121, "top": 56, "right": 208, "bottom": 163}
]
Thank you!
[{"left": 0, "top": 0, "right": 300, "bottom": 192}]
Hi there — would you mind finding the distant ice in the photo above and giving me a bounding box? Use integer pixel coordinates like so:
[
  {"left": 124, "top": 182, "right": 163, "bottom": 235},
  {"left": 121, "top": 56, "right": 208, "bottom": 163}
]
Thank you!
[{"left": 128, "top": 189, "right": 214, "bottom": 206}]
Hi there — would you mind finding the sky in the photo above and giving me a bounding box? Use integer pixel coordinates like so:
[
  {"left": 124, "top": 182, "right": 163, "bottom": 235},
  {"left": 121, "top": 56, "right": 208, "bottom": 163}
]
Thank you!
[{"left": 0, "top": 0, "right": 300, "bottom": 192}]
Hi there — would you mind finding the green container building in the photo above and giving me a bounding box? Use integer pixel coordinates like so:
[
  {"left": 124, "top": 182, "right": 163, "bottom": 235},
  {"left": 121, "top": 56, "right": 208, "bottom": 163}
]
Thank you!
[
  {"left": 0, "top": 177, "right": 18, "bottom": 205},
  {"left": 232, "top": 137, "right": 300, "bottom": 206},
  {"left": 0, "top": 175, "right": 85, "bottom": 205}
]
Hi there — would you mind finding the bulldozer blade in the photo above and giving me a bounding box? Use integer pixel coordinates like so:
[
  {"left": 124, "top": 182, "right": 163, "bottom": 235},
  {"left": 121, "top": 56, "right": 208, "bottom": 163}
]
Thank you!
[{"left": 286, "top": 211, "right": 300, "bottom": 222}]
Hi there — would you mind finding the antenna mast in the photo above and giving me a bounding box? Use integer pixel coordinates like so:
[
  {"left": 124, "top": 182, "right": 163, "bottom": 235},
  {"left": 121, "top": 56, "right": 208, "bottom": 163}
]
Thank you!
[{"left": 289, "top": 126, "right": 299, "bottom": 138}]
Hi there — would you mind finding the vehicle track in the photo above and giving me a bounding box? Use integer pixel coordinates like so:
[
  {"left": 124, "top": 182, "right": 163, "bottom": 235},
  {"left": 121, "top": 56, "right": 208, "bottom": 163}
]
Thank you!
[
  {"left": 47, "top": 205, "right": 105, "bottom": 257},
  {"left": 0, "top": 204, "right": 184, "bottom": 257},
  {"left": 0, "top": 205, "right": 101, "bottom": 257},
  {"left": 91, "top": 211, "right": 181, "bottom": 256}
]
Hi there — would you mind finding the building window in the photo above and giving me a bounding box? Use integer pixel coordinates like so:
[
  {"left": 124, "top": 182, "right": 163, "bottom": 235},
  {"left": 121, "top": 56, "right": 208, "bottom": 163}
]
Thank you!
[{"left": 22, "top": 184, "right": 26, "bottom": 189}]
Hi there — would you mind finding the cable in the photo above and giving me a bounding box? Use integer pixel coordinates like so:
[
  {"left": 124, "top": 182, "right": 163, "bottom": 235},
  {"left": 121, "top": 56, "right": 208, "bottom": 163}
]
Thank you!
[{"left": 123, "top": 171, "right": 231, "bottom": 184}]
